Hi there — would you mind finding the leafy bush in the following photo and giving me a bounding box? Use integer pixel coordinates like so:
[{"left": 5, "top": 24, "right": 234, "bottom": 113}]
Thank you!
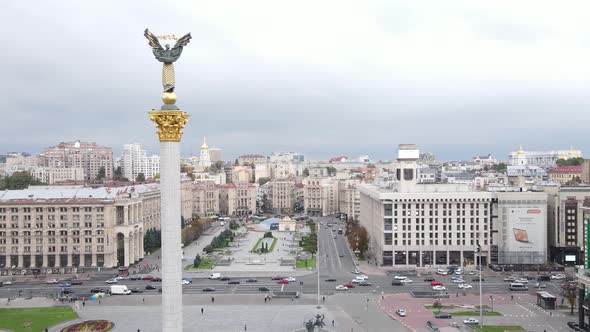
[
  {"left": 193, "top": 254, "right": 202, "bottom": 268},
  {"left": 264, "top": 231, "right": 273, "bottom": 238}
]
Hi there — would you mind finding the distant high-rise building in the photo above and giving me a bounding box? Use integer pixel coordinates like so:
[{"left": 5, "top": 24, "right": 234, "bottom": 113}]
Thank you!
[
  {"left": 209, "top": 147, "right": 223, "bottom": 163},
  {"left": 122, "top": 143, "right": 160, "bottom": 181},
  {"left": 42, "top": 140, "right": 113, "bottom": 181},
  {"left": 198, "top": 137, "right": 211, "bottom": 167}
]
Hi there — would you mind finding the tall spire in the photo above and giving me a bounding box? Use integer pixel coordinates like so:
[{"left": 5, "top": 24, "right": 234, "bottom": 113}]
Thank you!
[
  {"left": 517, "top": 144, "right": 524, "bottom": 155},
  {"left": 201, "top": 137, "right": 208, "bottom": 149}
]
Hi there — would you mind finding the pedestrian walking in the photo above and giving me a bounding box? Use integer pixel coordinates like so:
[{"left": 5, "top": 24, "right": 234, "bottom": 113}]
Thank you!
[
  {"left": 332, "top": 320, "right": 334, "bottom": 327},
  {"left": 264, "top": 297, "right": 267, "bottom": 303},
  {"left": 322, "top": 296, "right": 325, "bottom": 302},
  {"left": 98, "top": 299, "right": 101, "bottom": 305},
  {"left": 82, "top": 301, "right": 85, "bottom": 307},
  {"left": 244, "top": 324, "right": 247, "bottom": 331},
  {"left": 211, "top": 296, "right": 215, "bottom": 303},
  {"left": 511, "top": 295, "right": 514, "bottom": 301},
  {"left": 201, "top": 307, "right": 204, "bottom": 314},
  {"left": 291, "top": 297, "right": 294, "bottom": 302}
]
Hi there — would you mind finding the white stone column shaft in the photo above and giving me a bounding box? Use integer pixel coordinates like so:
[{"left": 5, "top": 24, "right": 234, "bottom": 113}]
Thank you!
[{"left": 160, "top": 141, "right": 183, "bottom": 332}]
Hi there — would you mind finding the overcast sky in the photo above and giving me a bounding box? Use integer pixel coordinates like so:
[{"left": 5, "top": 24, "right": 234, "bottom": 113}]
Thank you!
[{"left": 3, "top": 1, "right": 590, "bottom": 161}]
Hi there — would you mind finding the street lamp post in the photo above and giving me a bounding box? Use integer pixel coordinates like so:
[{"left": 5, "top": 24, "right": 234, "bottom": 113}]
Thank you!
[
  {"left": 477, "top": 243, "right": 483, "bottom": 328},
  {"left": 316, "top": 220, "right": 320, "bottom": 309}
]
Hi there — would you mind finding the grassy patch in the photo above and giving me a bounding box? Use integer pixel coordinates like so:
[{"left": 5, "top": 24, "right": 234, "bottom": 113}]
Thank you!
[
  {"left": 0, "top": 307, "right": 78, "bottom": 332},
  {"left": 560, "top": 305, "right": 575, "bottom": 310},
  {"left": 425, "top": 305, "right": 457, "bottom": 309},
  {"left": 451, "top": 311, "right": 502, "bottom": 316},
  {"left": 296, "top": 258, "right": 316, "bottom": 268},
  {"left": 471, "top": 326, "right": 525, "bottom": 332},
  {"left": 269, "top": 238, "right": 277, "bottom": 252},
  {"left": 196, "top": 259, "right": 215, "bottom": 269}
]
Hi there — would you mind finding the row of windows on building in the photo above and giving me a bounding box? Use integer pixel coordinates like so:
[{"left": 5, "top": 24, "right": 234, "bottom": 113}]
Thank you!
[
  {"left": 385, "top": 208, "right": 488, "bottom": 217},
  {"left": 0, "top": 222, "right": 105, "bottom": 229},
  {"left": 385, "top": 223, "right": 488, "bottom": 232},
  {"left": 0, "top": 207, "right": 105, "bottom": 213},
  {"left": 0, "top": 245, "right": 106, "bottom": 254},
  {"left": 0, "top": 214, "right": 105, "bottom": 222}
]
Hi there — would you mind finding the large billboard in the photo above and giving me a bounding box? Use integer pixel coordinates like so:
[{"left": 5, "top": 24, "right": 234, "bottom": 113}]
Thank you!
[{"left": 505, "top": 207, "right": 545, "bottom": 253}]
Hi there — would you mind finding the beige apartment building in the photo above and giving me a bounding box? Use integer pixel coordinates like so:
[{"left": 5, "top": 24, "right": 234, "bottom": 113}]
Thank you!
[
  {"left": 0, "top": 184, "right": 162, "bottom": 269},
  {"left": 192, "top": 183, "right": 220, "bottom": 217},
  {"left": 269, "top": 179, "right": 295, "bottom": 214},
  {"left": 230, "top": 166, "right": 254, "bottom": 183},
  {"left": 238, "top": 155, "right": 267, "bottom": 166},
  {"left": 338, "top": 180, "right": 360, "bottom": 221},
  {"left": 303, "top": 177, "right": 339, "bottom": 217},
  {"left": 219, "top": 183, "right": 258, "bottom": 217},
  {"left": 548, "top": 165, "right": 582, "bottom": 184},
  {"left": 30, "top": 167, "right": 85, "bottom": 185},
  {"left": 42, "top": 141, "right": 113, "bottom": 181}
]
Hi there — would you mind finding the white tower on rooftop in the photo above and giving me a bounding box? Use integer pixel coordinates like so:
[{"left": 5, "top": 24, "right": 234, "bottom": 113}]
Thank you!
[{"left": 198, "top": 137, "right": 211, "bottom": 167}]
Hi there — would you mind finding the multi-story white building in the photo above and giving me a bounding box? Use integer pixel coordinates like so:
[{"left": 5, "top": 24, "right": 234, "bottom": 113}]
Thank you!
[
  {"left": 30, "top": 167, "right": 85, "bottom": 184},
  {"left": 359, "top": 144, "right": 494, "bottom": 268},
  {"left": 219, "top": 183, "right": 258, "bottom": 217},
  {"left": 145, "top": 155, "right": 160, "bottom": 179},
  {"left": 269, "top": 178, "right": 295, "bottom": 214},
  {"left": 42, "top": 141, "right": 113, "bottom": 181},
  {"left": 238, "top": 155, "right": 267, "bottom": 166},
  {"left": 269, "top": 152, "right": 305, "bottom": 163},
  {"left": 338, "top": 180, "right": 360, "bottom": 221},
  {"left": 510, "top": 145, "right": 582, "bottom": 167},
  {"left": 303, "top": 177, "right": 339, "bottom": 217}
]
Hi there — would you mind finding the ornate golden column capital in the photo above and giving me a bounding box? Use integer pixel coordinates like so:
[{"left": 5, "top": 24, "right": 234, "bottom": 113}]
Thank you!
[{"left": 148, "top": 110, "right": 190, "bottom": 142}]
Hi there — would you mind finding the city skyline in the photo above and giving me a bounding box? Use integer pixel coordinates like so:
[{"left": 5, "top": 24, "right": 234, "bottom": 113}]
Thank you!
[{"left": 4, "top": 1, "right": 590, "bottom": 160}]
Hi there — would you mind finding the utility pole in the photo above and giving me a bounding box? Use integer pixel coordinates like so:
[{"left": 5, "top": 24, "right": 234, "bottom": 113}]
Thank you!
[
  {"left": 477, "top": 242, "right": 483, "bottom": 328},
  {"left": 316, "top": 220, "right": 321, "bottom": 309}
]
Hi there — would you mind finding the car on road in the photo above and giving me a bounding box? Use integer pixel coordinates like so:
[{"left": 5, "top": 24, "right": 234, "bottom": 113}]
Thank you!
[
  {"left": 130, "top": 275, "right": 141, "bottom": 280},
  {"left": 391, "top": 280, "right": 404, "bottom": 286},
  {"left": 182, "top": 280, "right": 190, "bottom": 285},
  {"left": 436, "top": 269, "right": 448, "bottom": 276},
  {"left": 130, "top": 288, "right": 143, "bottom": 293},
  {"left": 219, "top": 277, "right": 231, "bottom": 281},
  {"left": 277, "top": 279, "right": 289, "bottom": 284},
  {"left": 245, "top": 278, "right": 257, "bottom": 283},
  {"left": 105, "top": 279, "right": 117, "bottom": 284},
  {"left": 258, "top": 287, "right": 270, "bottom": 291},
  {"left": 424, "top": 277, "right": 436, "bottom": 282},
  {"left": 142, "top": 275, "right": 155, "bottom": 281},
  {"left": 339, "top": 254, "right": 344, "bottom": 258},
  {"left": 352, "top": 269, "right": 361, "bottom": 274},
  {"left": 458, "top": 284, "right": 472, "bottom": 289},
  {"left": 534, "top": 283, "right": 547, "bottom": 289},
  {"left": 152, "top": 277, "right": 162, "bottom": 282},
  {"left": 2, "top": 281, "right": 13, "bottom": 285},
  {"left": 58, "top": 283, "right": 72, "bottom": 287},
  {"left": 452, "top": 279, "right": 465, "bottom": 283},
  {"left": 472, "top": 277, "right": 485, "bottom": 282},
  {"left": 503, "top": 276, "right": 516, "bottom": 282},
  {"left": 431, "top": 281, "right": 443, "bottom": 286},
  {"left": 359, "top": 281, "right": 372, "bottom": 286},
  {"left": 202, "top": 287, "right": 216, "bottom": 292},
  {"left": 46, "top": 279, "right": 59, "bottom": 284},
  {"left": 396, "top": 309, "right": 407, "bottom": 317},
  {"left": 432, "top": 286, "right": 446, "bottom": 291},
  {"left": 426, "top": 321, "right": 439, "bottom": 331},
  {"left": 434, "top": 312, "right": 452, "bottom": 319},
  {"left": 551, "top": 274, "right": 566, "bottom": 280},
  {"left": 145, "top": 285, "right": 156, "bottom": 290},
  {"left": 514, "top": 279, "right": 528, "bottom": 284},
  {"left": 228, "top": 281, "right": 240, "bottom": 285},
  {"left": 468, "top": 271, "right": 476, "bottom": 275},
  {"left": 90, "top": 288, "right": 106, "bottom": 294},
  {"left": 271, "top": 276, "right": 285, "bottom": 280},
  {"left": 335, "top": 285, "right": 348, "bottom": 291},
  {"left": 285, "top": 277, "right": 296, "bottom": 282},
  {"left": 400, "top": 279, "right": 413, "bottom": 284},
  {"left": 70, "top": 281, "right": 83, "bottom": 285},
  {"left": 342, "top": 283, "right": 355, "bottom": 288},
  {"left": 394, "top": 276, "right": 407, "bottom": 280},
  {"left": 61, "top": 289, "right": 75, "bottom": 294},
  {"left": 325, "top": 278, "right": 337, "bottom": 282},
  {"left": 463, "top": 318, "right": 479, "bottom": 325},
  {"left": 537, "top": 275, "right": 551, "bottom": 281}
]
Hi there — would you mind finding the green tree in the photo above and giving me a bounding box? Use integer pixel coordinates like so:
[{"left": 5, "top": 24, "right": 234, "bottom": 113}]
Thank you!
[
  {"left": 366, "top": 163, "right": 375, "bottom": 168},
  {"left": 193, "top": 254, "right": 202, "bottom": 268},
  {"left": 96, "top": 166, "right": 106, "bottom": 180},
  {"left": 258, "top": 177, "right": 271, "bottom": 186},
  {"left": 494, "top": 162, "right": 507, "bottom": 173},
  {"left": 557, "top": 157, "right": 584, "bottom": 166},
  {"left": 327, "top": 166, "right": 337, "bottom": 176},
  {"left": 303, "top": 168, "right": 309, "bottom": 177},
  {"left": 113, "top": 166, "right": 129, "bottom": 181},
  {"left": 0, "top": 171, "right": 44, "bottom": 190},
  {"left": 135, "top": 173, "right": 145, "bottom": 182}
]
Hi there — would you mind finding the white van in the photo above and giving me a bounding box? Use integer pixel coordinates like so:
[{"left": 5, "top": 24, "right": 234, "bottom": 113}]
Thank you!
[
  {"left": 209, "top": 273, "right": 222, "bottom": 280},
  {"left": 509, "top": 283, "right": 528, "bottom": 291},
  {"left": 110, "top": 285, "right": 131, "bottom": 295}
]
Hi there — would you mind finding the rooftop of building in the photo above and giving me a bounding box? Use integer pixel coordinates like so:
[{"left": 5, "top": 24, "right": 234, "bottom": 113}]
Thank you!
[
  {"left": 548, "top": 165, "right": 582, "bottom": 173},
  {"left": 239, "top": 154, "right": 266, "bottom": 159},
  {"left": 0, "top": 183, "right": 160, "bottom": 203}
]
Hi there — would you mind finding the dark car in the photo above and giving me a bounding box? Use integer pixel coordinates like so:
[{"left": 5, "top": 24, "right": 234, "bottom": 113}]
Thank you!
[
  {"left": 145, "top": 285, "right": 157, "bottom": 290},
  {"left": 434, "top": 312, "right": 452, "bottom": 319},
  {"left": 339, "top": 254, "right": 344, "bottom": 258},
  {"left": 392, "top": 280, "right": 404, "bottom": 286},
  {"left": 245, "top": 279, "right": 257, "bottom": 283},
  {"left": 424, "top": 277, "right": 436, "bottom": 282},
  {"left": 325, "top": 278, "right": 337, "bottom": 282},
  {"left": 271, "top": 276, "right": 285, "bottom": 280},
  {"left": 70, "top": 281, "right": 83, "bottom": 285},
  {"left": 152, "top": 277, "right": 162, "bottom": 282},
  {"left": 472, "top": 277, "right": 485, "bottom": 282},
  {"left": 426, "top": 321, "right": 440, "bottom": 332},
  {"left": 130, "top": 288, "right": 143, "bottom": 293},
  {"left": 228, "top": 281, "right": 240, "bottom": 285},
  {"left": 202, "top": 287, "right": 216, "bottom": 292},
  {"left": 259, "top": 287, "right": 270, "bottom": 291},
  {"left": 567, "top": 322, "right": 584, "bottom": 331},
  {"left": 62, "top": 289, "right": 75, "bottom": 294},
  {"left": 359, "top": 281, "right": 372, "bottom": 286},
  {"left": 90, "top": 288, "right": 106, "bottom": 294},
  {"left": 220, "top": 277, "right": 231, "bottom": 281},
  {"left": 537, "top": 275, "right": 551, "bottom": 281}
]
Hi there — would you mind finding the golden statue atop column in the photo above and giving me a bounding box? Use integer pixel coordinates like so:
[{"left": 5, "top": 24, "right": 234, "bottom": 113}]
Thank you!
[{"left": 144, "top": 28, "right": 191, "bottom": 142}]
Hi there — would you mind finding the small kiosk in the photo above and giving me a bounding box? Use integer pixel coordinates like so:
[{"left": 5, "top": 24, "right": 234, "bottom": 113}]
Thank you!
[{"left": 536, "top": 291, "right": 556, "bottom": 309}]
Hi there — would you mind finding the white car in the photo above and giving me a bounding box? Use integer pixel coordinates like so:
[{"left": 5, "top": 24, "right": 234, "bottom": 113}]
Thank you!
[
  {"left": 551, "top": 274, "right": 565, "bottom": 280},
  {"left": 463, "top": 318, "right": 479, "bottom": 325},
  {"left": 400, "top": 279, "right": 413, "bottom": 284},
  {"left": 335, "top": 285, "right": 348, "bottom": 291},
  {"left": 105, "top": 279, "right": 118, "bottom": 284},
  {"left": 452, "top": 279, "right": 465, "bottom": 283},
  {"left": 458, "top": 284, "right": 472, "bottom": 289},
  {"left": 285, "top": 277, "right": 296, "bottom": 282},
  {"left": 358, "top": 275, "right": 368, "bottom": 280},
  {"left": 468, "top": 271, "right": 476, "bottom": 275},
  {"left": 514, "top": 279, "right": 528, "bottom": 284},
  {"left": 182, "top": 280, "right": 190, "bottom": 285},
  {"left": 455, "top": 268, "right": 462, "bottom": 273},
  {"left": 2, "top": 281, "right": 13, "bottom": 285},
  {"left": 432, "top": 285, "right": 446, "bottom": 291},
  {"left": 396, "top": 309, "right": 407, "bottom": 317},
  {"left": 394, "top": 276, "right": 407, "bottom": 280},
  {"left": 46, "top": 279, "right": 59, "bottom": 284},
  {"left": 352, "top": 269, "right": 361, "bottom": 274}
]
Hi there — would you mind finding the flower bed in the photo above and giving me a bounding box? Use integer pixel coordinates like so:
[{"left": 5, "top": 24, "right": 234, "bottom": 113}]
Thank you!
[{"left": 61, "top": 320, "right": 114, "bottom": 332}]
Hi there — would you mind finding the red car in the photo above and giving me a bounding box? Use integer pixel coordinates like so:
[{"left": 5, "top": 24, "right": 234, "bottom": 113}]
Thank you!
[
  {"left": 342, "top": 283, "right": 355, "bottom": 288},
  {"left": 431, "top": 281, "right": 443, "bottom": 286},
  {"left": 142, "top": 275, "right": 155, "bottom": 281},
  {"left": 277, "top": 279, "right": 289, "bottom": 284}
]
